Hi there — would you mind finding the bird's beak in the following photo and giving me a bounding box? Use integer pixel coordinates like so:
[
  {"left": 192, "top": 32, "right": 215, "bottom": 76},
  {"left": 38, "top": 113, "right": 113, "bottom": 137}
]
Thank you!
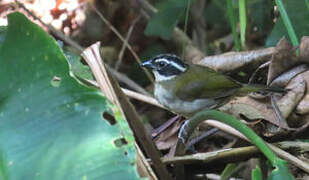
[{"left": 141, "top": 60, "right": 155, "bottom": 69}]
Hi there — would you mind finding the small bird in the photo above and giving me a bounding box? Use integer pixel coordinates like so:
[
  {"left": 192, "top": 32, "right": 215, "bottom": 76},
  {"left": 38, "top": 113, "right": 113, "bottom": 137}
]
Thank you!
[{"left": 141, "top": 54, "right": 285, "bottom": 117}]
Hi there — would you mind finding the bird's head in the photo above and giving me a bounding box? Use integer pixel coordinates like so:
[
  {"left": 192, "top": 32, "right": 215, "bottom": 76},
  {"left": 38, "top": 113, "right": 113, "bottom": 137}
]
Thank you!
[{"left": 141, "top": 54, "right": 188, "bottom": 81}]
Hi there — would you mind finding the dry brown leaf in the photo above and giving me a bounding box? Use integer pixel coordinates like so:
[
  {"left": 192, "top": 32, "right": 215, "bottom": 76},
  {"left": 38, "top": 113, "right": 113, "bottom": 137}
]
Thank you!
[
  {"left": 156, "top": 134, "right": 178, "bottom": 151},
  {"left": 270, "top": 64, "right": 309, "bottom": 87},
  {"left": 268, "top": 37, "right": 297, "bottom": 84},
  {"left": 155, "top": 119, "right": 184, "bottom": 150},
  {"left": 296, "top": 71, "right": 309, "bottom": 115},
  {"left": 197, "top": 48, "right": 274, "bottom": 72},
  {"left": 221, "top": 71, "right": 306, "bottom": 132},
  {"left": 299, "top": 36, "right": 309, "bottom": 62},
  {"left": 277, "top": 75, "right": 306, "bottom": 119},
  {"left": 219, "top": 103, "right": 265, "bottom": 120}
]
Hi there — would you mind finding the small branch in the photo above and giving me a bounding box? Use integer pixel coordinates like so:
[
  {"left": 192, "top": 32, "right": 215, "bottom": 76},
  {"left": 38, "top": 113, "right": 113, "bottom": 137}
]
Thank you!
[
  {"left": 107, "top": 65, "right": 150, "bottom": 95},
  {"left": 135, "top": 0, "right": 158, "bottom": 15},
  {"left": 90, "top": 5, "right": 154, "bottom": 83},
  {"left": 122, "top": 88, "right": 164, "bottom": 108},
  {"left": 203, "top": 120, "right": 309, "bottom": 173},
  {"left": 115, "top": 16, "right": 140, "bottom": 70},
  {"left": 164, "top": 146, "right": 261, "bottom": 164},
  {"left": 191, "top": 0, "right": 207, "bottom": 52},
  {"left": 163, "top": 141, "right": 309, "bottom": 165},
  {"left": 82, "top": 78, "right": 163, "bottom": 108}
]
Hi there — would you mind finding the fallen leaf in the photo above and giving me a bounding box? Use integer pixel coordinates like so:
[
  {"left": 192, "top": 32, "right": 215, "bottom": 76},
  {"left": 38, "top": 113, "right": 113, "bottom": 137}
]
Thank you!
[
  {"left": 268, "top": 37, "right": 297, "bottom": 84},
  {"left": 197, "top": 48, "right": 274, "bottom": 72},
  {"left": 299, "top": 36, "right": 309, "bottom": 63},
  {"left": 296, "top": 71, "right": 309, "bottom": 115},
  {"left": 276, "top": 75, "right": 306, "bottom": 119},
  {"left": 155, "top": 118, "right": 185, "bottom": 150}
]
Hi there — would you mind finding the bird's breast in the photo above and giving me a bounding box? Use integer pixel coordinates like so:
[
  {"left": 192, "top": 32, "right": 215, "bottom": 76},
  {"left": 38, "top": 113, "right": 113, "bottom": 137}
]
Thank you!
[{"left": 154, "top": 83, "right": 218, "bottom": 116}]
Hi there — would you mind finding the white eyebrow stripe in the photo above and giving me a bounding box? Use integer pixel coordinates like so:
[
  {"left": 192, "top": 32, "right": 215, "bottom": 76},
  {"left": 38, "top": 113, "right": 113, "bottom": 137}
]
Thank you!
[
  {"left": 170, "top": 61, "right": 186, "bottom": 72},
  {"left": 155, "top": 58, "right": 187, "bottom": 72},
  {"left": 155, "top": 58, "right": 170, "bottom": 64}
]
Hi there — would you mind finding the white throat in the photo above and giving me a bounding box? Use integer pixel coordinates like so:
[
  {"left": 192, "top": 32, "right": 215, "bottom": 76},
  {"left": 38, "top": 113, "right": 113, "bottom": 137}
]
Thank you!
[{"left": 153, "top": 71, "right": 176, "bottom": 82}]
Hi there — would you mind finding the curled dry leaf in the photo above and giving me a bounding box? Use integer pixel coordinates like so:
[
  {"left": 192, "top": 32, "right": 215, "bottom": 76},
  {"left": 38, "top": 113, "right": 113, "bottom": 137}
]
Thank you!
[
  {"left": 299, "top": 36, "right": 309, "bottom": 62},
  {"left": 155, "top": 118, "right": 185, "bottom": 150},
  {"left": 276, "top": 75, "right": 306, "bottom": 119},
  {"left": 196, "top": 47, "right": 275, "bottom": 72},
  {"left": 268, "top": 37, "right": 297, "bottom": 84},
  {"left": 296, "top": 71, "right": 309, "bottom": 115},
  {"left": 270, "top": 64, "right": 309, "bottom": 87},
  {"left": 222, "top": 71, "right": 306, "bottom": 133}
]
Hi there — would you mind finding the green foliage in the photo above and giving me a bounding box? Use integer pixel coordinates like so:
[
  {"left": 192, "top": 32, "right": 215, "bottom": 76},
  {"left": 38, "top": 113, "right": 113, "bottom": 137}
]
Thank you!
[
  {"left": 268, "top": 159, "right": 295, "bottom": 180},
  {"left": 0, "top": 12, "right": 140, "bottom": 180},
  {"left": 179, "top": 110, "right": 295, "bottom": 180},
  {"left": 64, "top": 49, "right": 94, "bottom": 80},
  {"left": 0, "top": 26, "right": 7, "bottom": 50},
  {"left": 226, "top": 0, "right": 241, "bottom": 51},
  {"left": 252, "top": 166, "right": 262, "bottom": 180},
  {"left": 274, "top": 0, "right": 299, "bottom": 47},
  {"left": 248, "top": 0, "right": 273, "bottom": 36},
  {"left": 266, "top": 0, "right": 309, "bottom": 47},
  {"left": 144, "top": 0, "right": 193, "bottom": 39},
  {"left": 220, "top": 163, "right": 238, "bottom": 180},
  {"left": 238, "top": 0, "right": 247, "bottom": 48}
]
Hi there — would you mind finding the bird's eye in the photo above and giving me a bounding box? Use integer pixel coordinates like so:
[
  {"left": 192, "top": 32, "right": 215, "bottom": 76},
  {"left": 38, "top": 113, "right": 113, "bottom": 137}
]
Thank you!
[{"left": 157, "top": 61, "right": 167, "bottom": 67}]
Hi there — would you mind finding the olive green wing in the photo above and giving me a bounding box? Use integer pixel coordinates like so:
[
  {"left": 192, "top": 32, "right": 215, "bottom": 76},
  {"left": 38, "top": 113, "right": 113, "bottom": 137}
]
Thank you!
[{"left": 174, "top": 65, "right": 241, "bottom": 101}]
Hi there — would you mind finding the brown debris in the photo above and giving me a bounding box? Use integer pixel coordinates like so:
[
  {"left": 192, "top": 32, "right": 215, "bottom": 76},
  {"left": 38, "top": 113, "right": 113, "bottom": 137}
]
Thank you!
[{"left": 268, "top": 37, "right": 297, "bottom": 84}]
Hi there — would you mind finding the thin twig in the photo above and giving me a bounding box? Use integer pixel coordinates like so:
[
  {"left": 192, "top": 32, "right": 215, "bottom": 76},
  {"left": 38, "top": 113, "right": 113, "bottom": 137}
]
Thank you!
[
  {"left": 107, "top": 65, "right": 150, "bottom": 95},
  {"left": 185, "top": 128, "right": 219, "bottom": 150},
  {"left": 135, "top": 0, "right": 158, "bottom": 16},
  {"left": 163, "top": 141, "right": 309, "bottom": 165},
  {"left": 81, "top": 78, "right": 163, "bottom": 108},
  {"left": 191, "top": 0, "right": 207, "bottom": 52},
  {"left": 90, "top": 4, "right": 154, "bottom": 82},
  {"left": 115, "top": 15, "right": 140, "bottom": 70},
  {"left": 248, "top": 61, "right": 270, "bottom": 84},
  {"left": 203, "top": 120, "right": 309, "bottom": 173},
  {"left": 182, "top": 0, "right": 191, "bottom": 59}
]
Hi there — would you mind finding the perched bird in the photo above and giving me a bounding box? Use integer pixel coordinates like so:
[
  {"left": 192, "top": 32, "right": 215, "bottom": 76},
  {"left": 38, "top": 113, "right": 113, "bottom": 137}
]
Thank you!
[{"left": 141, "top": 54, "right": 285, "bottom": 117}]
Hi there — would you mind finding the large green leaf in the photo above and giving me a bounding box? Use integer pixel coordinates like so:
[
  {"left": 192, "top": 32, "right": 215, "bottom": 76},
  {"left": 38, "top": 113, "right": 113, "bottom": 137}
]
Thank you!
[
  {"left": 266, "top": 0, "right": 309, "bottom": 47},
  {"left": 0, "top": 12, "right": 140, "bottom": 180},
  {"left": 144, "top": 0, "right": 192, "bottom": 39}
]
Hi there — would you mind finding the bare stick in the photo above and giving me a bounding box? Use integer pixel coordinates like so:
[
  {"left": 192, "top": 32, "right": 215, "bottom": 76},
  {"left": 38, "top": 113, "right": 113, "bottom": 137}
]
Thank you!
[
  {"left": 81, "top": 78, "right": 163, "bottom": 108},
  {"left": 203, "top": 120, "right": 309, "bottom": 173},
  {"left": 90, "top": 4, "right": 154, "bottom": 82},
  {"left": 115, "top": 16, "right": 140, "bottom": 70}
]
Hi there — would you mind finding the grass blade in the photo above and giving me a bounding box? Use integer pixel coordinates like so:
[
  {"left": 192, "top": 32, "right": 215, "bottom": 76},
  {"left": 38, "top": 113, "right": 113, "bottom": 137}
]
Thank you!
[
  {"left": 239, "top": 0, "right": 246, "bottom": 48},
  {"left": 275, "top": 0, "right": 299, "bottom": 46}
]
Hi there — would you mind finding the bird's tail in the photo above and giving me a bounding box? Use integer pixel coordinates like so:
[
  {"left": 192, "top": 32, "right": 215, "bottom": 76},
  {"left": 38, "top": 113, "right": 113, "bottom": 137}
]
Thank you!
[{"left": 238, "top": 84, "right": 286, "bottom": 95}]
